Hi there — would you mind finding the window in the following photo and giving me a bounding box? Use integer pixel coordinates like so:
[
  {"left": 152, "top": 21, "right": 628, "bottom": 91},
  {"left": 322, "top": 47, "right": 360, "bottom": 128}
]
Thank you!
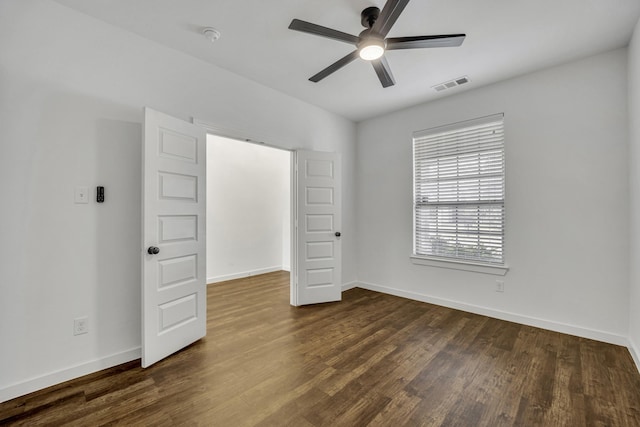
[{"left": 412, "top": 114, "right": 505, "bottom": 269}]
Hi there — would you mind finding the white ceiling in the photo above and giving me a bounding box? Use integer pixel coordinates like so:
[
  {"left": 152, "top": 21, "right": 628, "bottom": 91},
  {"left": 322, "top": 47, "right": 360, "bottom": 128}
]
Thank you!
[{"left": 53, "top": 0, "right": 640, "bottom": 122}]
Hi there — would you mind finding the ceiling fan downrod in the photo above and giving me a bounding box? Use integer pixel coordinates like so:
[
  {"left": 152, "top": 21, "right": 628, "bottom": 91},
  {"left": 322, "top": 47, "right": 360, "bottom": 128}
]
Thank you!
[{"left": 361, "top": 6, "right": 380, "bottom": 29}]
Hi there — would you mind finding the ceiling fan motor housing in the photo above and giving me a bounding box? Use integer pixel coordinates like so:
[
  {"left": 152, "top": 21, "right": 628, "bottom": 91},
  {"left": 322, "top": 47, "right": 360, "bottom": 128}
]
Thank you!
[
  {"left": 357, "top": 28, "right": 386, "bottom": 60},
  {"left": 358, "top": 28, "right": 386, "bottom": 45}
]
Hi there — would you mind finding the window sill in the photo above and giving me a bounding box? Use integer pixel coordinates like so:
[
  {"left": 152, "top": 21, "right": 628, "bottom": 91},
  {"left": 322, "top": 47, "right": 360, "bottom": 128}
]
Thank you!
[{"left": 410, "top": 255, "right": 509, "bottom": 276}]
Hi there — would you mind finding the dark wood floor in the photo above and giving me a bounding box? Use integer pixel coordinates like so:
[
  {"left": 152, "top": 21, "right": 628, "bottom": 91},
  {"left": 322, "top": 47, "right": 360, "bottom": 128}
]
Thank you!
[{"left": 2, "top": 271, "right": 640, "bottom": 426}]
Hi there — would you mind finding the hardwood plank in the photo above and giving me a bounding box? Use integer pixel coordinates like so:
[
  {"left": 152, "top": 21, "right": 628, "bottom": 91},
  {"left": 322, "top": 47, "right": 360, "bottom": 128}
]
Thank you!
[{"left": 2, "top": 270, "right": 640, "bottom": 426}]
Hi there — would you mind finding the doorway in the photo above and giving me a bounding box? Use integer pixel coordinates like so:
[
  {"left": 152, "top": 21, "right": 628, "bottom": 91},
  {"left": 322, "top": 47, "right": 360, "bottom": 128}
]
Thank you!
[
  {"left": 142, "top": 110, "right": 341, "bottom": 368},
  {"left": 205, "top": 134, "right": 291, "bottom": 285}
]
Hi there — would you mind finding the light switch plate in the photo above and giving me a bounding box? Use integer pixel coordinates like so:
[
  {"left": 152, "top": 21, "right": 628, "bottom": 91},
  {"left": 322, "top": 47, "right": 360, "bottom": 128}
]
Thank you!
[{"left": 75, "top": 186, "right": 89, "bottom": 204}]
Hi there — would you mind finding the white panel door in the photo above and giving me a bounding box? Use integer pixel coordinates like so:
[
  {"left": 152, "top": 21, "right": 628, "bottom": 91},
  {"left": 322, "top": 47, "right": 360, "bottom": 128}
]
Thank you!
[
  {"left": 142, "top": 108, "right": 206, "bottom": 368},
  {"left": 294, "top": 150, "right": 342, "bottom": 305}
]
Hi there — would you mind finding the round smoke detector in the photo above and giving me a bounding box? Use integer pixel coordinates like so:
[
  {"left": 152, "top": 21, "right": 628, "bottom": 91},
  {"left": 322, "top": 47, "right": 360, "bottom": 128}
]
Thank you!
[{"left": 202, "top": 27, "right": 221, "bottom": 43}]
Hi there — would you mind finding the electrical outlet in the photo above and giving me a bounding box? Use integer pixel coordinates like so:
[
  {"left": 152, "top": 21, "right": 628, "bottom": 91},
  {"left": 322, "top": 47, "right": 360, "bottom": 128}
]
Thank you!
[
  {"left": 74, "top": 317, "right": 89, "bottom": 335},
  {"left": 495, "top": 280, "right": 505, "bottom": 293}
]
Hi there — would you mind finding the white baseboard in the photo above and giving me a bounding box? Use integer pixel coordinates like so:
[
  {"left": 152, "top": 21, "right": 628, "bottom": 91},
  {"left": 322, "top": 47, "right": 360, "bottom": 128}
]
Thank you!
[
  {"left": 628, "top": 338, "right": 640, "bottom": 373},
  {"left": 0, "top": 347, "right": 141, "bottom": 404},
  {"left": 342, "top": 281, "right": 358, "bottom": 291},
  {"left": 207, "top": 266, "right": 283, "bottom": 284},
  {"left": 356, "top": 281, "right": 628, "bottom": 347}
]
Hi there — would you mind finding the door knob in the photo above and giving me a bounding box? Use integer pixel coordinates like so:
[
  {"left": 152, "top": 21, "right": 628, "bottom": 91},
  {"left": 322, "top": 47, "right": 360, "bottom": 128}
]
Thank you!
[
  {"left": 147, "top": 246, "right": 160, "bottom": 255},
  {"left": 335, "top": 232, "right": 341, "bottom": 237}
]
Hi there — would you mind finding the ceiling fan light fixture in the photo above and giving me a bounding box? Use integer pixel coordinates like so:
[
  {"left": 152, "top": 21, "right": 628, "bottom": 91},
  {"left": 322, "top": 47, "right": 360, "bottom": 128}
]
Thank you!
[{"left": 358, "top": 39, "right": 385, "bottom": 61}]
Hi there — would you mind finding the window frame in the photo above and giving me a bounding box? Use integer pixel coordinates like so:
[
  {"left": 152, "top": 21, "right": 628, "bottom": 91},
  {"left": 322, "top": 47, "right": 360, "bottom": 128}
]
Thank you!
[{"left": 411, "top": 113, "right": 508, "bottom": 276}]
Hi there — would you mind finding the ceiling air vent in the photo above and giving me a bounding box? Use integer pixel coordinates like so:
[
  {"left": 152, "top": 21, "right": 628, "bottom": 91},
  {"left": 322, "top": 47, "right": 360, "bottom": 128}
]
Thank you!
[{"left": 432, "top": 76, "right": 470, "bottom": 92}]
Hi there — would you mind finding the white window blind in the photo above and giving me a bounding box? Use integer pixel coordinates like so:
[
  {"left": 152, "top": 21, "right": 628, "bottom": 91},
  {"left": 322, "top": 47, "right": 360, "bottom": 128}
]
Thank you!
[{"left": 413, "top": 114, "right": 505, "bottom": 265}]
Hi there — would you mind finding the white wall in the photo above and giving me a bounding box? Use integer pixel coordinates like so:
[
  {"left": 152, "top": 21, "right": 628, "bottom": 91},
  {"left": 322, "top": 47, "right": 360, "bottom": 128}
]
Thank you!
[
  {"left": 0, "top": 0, "right": 356, "bottom": 402},
  {"left": 629, "top": 17, "right": 640, "bottom": 368},
  {"left": 206, "top": 136, "right": 290, "bottom": 283},
  {"left": 356, "top": 48, "right": 630, "bottom": 344}
]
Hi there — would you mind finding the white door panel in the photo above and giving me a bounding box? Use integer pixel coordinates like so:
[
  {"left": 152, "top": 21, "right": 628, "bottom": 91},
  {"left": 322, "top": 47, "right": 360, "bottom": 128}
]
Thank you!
[
  {"left": 294, "top": 150, "right": 342, "bottom": 305},
  {"left": 142, "top": 108, "right": 206, "bottom": 368}
]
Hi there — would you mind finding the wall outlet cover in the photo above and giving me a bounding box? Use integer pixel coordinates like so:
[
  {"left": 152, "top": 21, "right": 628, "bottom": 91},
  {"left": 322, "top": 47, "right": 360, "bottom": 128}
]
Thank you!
[
  {"left": 74, "top": 187, "right": 89, "bottom": 204},
  {"left": 74, "top": 317, "right": 89, "bottom": 335}
]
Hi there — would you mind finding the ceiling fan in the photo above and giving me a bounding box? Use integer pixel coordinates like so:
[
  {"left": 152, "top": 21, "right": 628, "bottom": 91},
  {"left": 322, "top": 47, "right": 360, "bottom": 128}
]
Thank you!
[{"left": 288, "top": 0, "right": 466, "bottom": 88}]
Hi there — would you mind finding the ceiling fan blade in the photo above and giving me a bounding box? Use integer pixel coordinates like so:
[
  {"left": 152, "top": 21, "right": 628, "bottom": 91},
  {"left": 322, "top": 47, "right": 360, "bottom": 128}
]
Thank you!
[
  {"left": 372, "top": 0, "right": 410, "bottom": 37},
  {"left": 309, "top": 50, "right": 360, "bottom": 83},
  {"left": 371, "top": 56, "right": 396, "bottom": 88},
  {"left": 386, "top": 34, "right": 466, "bottom": 50},
  {"left": 288, "top": 19, "right": 360, "bottom": 45}
]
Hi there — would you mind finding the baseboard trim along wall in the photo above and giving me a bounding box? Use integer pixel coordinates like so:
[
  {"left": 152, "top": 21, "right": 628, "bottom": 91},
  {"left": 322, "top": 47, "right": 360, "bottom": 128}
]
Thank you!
[
  {"left": 628, "top": 338, "right": 640, "bottom": 374},
  {"left": 342, "top": 281, "right": 358, "bottom": 291},
  {"left": 207, "top": 266, "right": 283, "bottom": 284},
  {"left": 0, "top": 347, "right": 141, "bottom": 404},
  {"left": 356, "top": 281, "right": 629, "bottom": 347}
]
